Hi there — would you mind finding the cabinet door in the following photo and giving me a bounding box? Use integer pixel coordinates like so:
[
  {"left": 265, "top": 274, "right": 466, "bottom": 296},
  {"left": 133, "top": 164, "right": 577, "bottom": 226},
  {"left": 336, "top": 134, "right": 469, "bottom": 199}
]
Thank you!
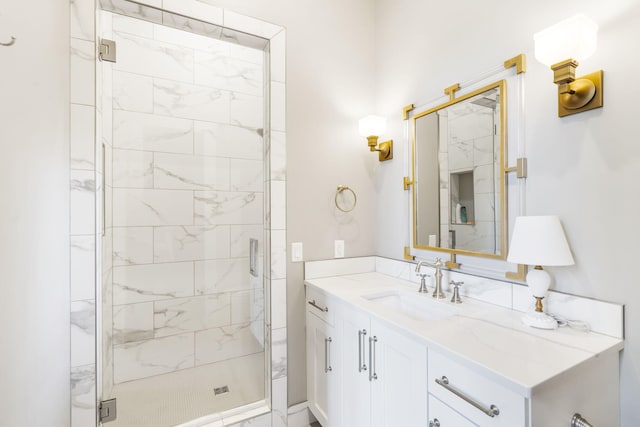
[
  {"left": 339, "top": 308, "right": 372, "bottom": 427},
  {"left": 371, "top": 320, "right": 428, "bottom": 427},
  {"left": 306, "top": 309, "right": 341, "bottom": 427}
]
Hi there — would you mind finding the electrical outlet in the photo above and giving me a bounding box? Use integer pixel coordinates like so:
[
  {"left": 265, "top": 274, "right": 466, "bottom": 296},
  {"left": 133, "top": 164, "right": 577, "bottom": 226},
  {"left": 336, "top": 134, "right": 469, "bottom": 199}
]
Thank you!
[
  {"left": 334, "top": 240, "right": 345, "bottom": 258},
  {"left": 291, "top": 242, "right": 303, "bottom": 262}
]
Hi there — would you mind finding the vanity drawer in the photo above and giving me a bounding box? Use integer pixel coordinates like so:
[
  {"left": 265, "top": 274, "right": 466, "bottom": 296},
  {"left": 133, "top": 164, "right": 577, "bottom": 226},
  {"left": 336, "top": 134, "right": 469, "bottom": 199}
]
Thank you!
[
  {"left": 428, "top": 349, "right": 525, "bottom": 427},
  {"left": 306, "top": 286, "right": 335, "bottom": 326},
  {"left": 428, "top": 394, "right": 478, "bottom": 427}
]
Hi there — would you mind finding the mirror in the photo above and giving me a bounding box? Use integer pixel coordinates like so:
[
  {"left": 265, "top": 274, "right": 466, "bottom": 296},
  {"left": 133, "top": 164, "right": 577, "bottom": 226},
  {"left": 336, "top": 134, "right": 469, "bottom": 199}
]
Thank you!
[{"left": 412, "top": 80, "right": 506, "bottom": 260}]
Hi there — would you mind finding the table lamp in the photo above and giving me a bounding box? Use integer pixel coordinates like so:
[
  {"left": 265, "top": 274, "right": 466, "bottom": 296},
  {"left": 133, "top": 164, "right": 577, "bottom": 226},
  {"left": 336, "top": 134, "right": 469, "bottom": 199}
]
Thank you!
[{"left": 507, "top": 216, "right": 575, "bottom": 329}]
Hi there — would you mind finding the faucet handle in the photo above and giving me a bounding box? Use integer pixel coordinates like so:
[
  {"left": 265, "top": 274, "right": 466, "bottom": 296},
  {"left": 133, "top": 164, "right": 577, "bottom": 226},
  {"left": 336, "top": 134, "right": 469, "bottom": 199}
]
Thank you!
[
  {"left": 417, "top": 273, "right": 430, "bottom": 293},
  {"left": 450, "top": 281, "right": 463, "bottom": 304}
]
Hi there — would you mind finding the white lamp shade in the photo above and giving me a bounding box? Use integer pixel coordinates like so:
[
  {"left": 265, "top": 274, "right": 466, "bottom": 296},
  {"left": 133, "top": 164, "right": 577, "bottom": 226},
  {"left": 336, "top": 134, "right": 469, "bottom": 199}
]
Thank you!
[
  {"left": 358, "top": 115, "right": 386, "bottom": 137},
  {"left": 507, "top": 216, "right": 575, "bottom": 266},
  {"left": 534, "top": 14, "right": 598, "bottom": 66}
]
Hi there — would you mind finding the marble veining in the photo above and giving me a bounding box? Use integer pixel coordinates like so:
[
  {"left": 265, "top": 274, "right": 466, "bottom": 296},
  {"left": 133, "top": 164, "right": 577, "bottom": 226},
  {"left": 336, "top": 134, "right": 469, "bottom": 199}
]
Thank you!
[
  {"left": 100, "top": 0, "right": 163, "bottom": 25},
  {"left": 154, "top": 293, "right": 232, "bottom": 337},
  {"left": 113, "top": 302, "right": 154, "bottom": 344},
  {"left": 113, "top": 262, "right": 194, "bottom": 304},
  {"left": 195, "top": 322, "right": 264, "bottom": 366},
  {"left": 154, "top": 152, "right": 230, "bottom": 191},
  {"left": 113, "top": 30, "right": 194, "bottom": 83},
  {"left": 194, "top": 120, "right": 263, "bottom": 160},
  {"left": 153, "top": 78, "right": 230, "bottom": 122},
  {"left": 194, "top": 191, "right": 263, "bottom": 225},
  {"left": 271, "top": 328, "right": 287, "bottom": 380},
  {"left": 113, "top": 110, "right": 194, "bottom": 154},
  {"left": 71, "top": 364, "right": 96, "bottom": 427},
  {"left": 154, "top": 225, "right": 231, "bottom": 263},
  {"left": 71, "top": 235, "right": 96, "bottom": 301},
  {"left": 195, "top": 258, "right": 251, "bottom": 294},
  {"left": 113, "top": 333, "right": 195, "bottom": 383}
]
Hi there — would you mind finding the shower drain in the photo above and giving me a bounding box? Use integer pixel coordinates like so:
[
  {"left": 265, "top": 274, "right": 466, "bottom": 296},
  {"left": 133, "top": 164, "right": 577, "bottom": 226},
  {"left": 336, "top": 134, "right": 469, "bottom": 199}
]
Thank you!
[{"left": 214, "top": 385, "right": 230, "bottom": 395}]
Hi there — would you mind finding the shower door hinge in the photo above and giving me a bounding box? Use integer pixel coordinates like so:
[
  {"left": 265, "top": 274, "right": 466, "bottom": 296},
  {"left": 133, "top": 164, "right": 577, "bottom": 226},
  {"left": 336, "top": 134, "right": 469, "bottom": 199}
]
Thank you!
[
  {"left": 99, "top": 38, "right": 117, "bottom": 63},
  {"left": 99, "top": 398, "right": 117, "bottom": 423}
]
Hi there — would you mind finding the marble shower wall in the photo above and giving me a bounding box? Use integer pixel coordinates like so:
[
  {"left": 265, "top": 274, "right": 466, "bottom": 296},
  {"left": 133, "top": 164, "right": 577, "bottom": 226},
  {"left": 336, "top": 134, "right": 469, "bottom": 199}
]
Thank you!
[
  {"left": 105, "top": 12, "right": 266, "bottom": 385},
  {"left": 441, "top": 101, "right": 500, "bottom": 253},
  {"left": 70, "top": 0, "right": 98, "bottom": 425}
]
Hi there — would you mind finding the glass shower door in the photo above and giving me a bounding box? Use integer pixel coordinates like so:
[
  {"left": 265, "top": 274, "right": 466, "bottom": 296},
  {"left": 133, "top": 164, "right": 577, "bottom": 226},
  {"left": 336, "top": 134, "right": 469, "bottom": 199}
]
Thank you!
[{"left": 97, "top": 8, "right": 267, "bottom": 426}]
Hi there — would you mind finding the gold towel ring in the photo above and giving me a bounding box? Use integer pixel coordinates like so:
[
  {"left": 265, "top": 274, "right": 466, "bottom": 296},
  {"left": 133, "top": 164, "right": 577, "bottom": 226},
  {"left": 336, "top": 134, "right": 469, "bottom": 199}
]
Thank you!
[{"left": 335, "top": 185, "right": 357, "bottom": 212}]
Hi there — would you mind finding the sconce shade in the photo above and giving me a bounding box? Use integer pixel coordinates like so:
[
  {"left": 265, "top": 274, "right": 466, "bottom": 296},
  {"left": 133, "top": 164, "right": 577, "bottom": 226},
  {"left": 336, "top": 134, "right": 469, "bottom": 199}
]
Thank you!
[
  {"left": 507, "top": 216, "right": 575, "bottom": 267},
  {"left": 358, "top": 115, "right": 387, "bottom": 137},
  {"left": 534, "top": 14, "right": 598, "bottom": 67}
]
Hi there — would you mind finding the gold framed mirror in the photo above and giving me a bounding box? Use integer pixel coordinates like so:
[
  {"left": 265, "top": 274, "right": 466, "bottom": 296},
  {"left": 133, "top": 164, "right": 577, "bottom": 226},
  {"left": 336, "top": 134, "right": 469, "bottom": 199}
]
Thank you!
[{"left": 411, "top": 80, "right": 507, "bottom": 264}]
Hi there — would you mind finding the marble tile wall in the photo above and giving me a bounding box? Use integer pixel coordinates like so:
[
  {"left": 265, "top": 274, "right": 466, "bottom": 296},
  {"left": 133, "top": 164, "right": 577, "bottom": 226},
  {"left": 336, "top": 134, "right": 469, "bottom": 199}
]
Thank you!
[
  {"left": 70, "top": 0, "right": 97, "bottom": 425},
  {"left": 103, "top": 11, "right": 266, "bottom": 385},
  {"left": 70, "top": 0, "right": 288, "bottom": 425},
  {"left": 442, "top": 101, "right": 499, "bottom": 253}
]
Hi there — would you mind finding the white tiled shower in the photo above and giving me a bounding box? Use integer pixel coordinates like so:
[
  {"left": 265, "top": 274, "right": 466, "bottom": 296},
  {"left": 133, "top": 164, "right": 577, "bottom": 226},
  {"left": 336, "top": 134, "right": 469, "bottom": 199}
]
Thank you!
[{"left": 69, "top": 0, "right": 288, "bottom": 426}]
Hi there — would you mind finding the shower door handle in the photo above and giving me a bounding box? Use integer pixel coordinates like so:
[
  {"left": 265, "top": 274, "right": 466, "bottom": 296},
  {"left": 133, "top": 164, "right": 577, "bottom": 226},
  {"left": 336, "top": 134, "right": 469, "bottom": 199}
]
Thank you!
[{"left": 101, "top": 142, "right": 106, "bottom": 237}]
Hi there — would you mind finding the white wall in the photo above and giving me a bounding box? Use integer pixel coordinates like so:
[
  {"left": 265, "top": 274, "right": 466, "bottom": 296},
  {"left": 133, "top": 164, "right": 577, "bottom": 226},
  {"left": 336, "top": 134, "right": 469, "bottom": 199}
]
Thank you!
[
  {"left": 0, "top": 0, "right": 70, "bottom": 425},
  {"left": 199, "top": 0, "right": 378, "bottom": 405},
  {"left": 374, "top": 0, "right": 640, "bottom": 424}
]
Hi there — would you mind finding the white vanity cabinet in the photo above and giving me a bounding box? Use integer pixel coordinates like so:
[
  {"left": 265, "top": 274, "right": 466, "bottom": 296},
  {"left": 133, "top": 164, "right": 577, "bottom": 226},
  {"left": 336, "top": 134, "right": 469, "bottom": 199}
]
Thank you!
[
  {"left": 305, "top": 273, "right": 622, "bottom": 427},
  {"left": 306, "top": 288, "right": 341, "bottom": 427},
  {"left": 338, "top": 307, "right": 428, "bottom": 427}
]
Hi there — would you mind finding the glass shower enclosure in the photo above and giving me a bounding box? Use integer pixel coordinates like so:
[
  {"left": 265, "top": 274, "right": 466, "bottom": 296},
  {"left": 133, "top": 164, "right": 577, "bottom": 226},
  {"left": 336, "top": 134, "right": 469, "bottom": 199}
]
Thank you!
[{"left": 96, "top": 4, "right": 270, "bottom": 426}]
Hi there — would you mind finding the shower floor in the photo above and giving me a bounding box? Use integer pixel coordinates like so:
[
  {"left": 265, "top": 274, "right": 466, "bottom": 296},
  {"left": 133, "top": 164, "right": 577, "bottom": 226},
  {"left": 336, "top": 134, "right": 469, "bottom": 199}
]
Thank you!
[{"left": 108, "top": 352, "right": 265, "bottom": 427}]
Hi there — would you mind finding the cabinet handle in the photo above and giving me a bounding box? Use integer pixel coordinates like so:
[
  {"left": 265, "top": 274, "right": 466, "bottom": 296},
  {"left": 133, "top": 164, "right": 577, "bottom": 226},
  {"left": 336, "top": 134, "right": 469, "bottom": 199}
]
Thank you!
[
  {"left": 308, "top": 299, "right": 329, "bottom": 313},
  {"left": 429, "top": 419, "right": 440, "bottom": 427},
  {"left": 324, "top": 337, "right": 333, "bottom": 373},
  {"left": 358, "top": 329, "right": 368, "bottom": 372},
  {"left": 435, "top": 376, "right": 500, "bottom": 418},
  {"left": 368, "top": 336, "right": 378, "bottom": 381}
]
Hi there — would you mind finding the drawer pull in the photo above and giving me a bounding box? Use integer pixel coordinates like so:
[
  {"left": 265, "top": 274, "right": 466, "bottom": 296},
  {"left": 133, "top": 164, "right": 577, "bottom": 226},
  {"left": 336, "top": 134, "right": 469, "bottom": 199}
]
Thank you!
[
  {"left": 429, "top": 419, "right": 440, "bottom": 427},
  {"left": 435, "top": 376, "right": 500, "bottom": 418},
  {"left": 308, "top": 299, "right": 329, "bottom": 313}
]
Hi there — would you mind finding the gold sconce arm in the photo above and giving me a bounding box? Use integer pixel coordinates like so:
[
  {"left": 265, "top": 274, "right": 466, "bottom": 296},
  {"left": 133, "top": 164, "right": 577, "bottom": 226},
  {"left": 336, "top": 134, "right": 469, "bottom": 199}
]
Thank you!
[
  {"left": 548, "top": 59, "right": 603, "bottom": 117},
  {"left": 367, "top": 135, "right": 393, "bottom": 161}
]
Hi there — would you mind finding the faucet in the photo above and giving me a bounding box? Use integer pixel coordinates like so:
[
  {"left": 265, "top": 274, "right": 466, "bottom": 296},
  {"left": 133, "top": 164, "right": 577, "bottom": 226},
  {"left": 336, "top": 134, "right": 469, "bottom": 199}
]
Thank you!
[{"left": 415, "top": 258, "right": 446, "bottom": 299}]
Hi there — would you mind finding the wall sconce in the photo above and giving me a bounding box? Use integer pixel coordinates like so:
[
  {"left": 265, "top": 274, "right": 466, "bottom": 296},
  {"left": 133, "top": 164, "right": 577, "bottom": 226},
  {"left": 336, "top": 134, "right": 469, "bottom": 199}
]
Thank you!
[
  {"left": 358, "top": 115, "right": 393, "bottom": 161},
  {"left": 534, "top": 14, "right": 603, "bottom": 117}
]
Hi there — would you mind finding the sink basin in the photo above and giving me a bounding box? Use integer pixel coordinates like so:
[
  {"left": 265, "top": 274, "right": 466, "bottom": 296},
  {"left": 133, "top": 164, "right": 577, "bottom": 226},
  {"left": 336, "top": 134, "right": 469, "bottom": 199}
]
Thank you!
[{"left": 361, "top": 290, "right": 458, "bottom": 321}]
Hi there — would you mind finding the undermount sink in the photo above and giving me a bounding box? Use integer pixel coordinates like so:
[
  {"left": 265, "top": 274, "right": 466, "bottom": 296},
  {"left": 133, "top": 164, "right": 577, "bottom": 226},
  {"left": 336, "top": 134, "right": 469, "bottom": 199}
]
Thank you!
[{"left": 361, "top": 290, "right": 459, "bottom": 321}]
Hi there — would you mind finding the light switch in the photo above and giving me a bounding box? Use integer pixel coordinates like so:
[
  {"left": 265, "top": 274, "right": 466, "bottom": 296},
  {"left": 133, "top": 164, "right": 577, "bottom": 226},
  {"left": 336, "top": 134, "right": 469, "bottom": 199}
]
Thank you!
[
  {"left": 291, "top": 242, "right": 303, "bottom": 262},
  {"left": 334, "top": 240, "right": 344, "bottom": 258}
]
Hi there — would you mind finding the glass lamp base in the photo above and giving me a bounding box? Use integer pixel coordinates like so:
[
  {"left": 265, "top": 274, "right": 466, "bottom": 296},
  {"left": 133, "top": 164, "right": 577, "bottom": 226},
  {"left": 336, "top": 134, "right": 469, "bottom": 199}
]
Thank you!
[{"left": 522, "top": 311, "right": 557, "bottom": 330}]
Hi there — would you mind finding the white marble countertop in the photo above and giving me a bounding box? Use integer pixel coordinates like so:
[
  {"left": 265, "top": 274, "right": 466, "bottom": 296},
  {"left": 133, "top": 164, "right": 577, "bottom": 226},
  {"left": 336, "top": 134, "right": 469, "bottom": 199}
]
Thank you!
[{"left": 305, "top": 271, "right": 624, "bottom": 398}]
